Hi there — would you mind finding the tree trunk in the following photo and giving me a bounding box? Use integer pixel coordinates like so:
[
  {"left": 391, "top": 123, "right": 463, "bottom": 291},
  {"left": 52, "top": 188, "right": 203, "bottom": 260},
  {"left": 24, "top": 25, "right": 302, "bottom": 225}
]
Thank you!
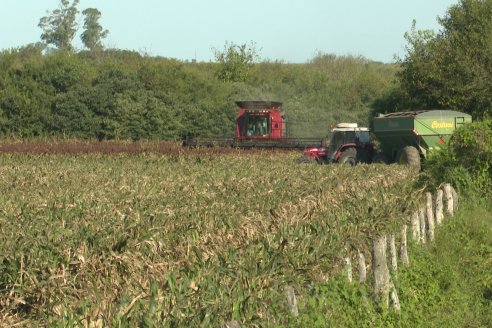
[
  {"left": 372, "top": 236, "right": 390, "bottom": 307},
  {"left": 426, "top": 192, "right": 435, "bottom": 241}
]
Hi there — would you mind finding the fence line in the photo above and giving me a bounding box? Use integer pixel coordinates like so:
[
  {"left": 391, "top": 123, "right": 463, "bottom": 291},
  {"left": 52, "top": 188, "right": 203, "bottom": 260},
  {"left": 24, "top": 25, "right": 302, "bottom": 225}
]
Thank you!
[{"left": 219, "top": 184, "right": 459, "bottom": 327}]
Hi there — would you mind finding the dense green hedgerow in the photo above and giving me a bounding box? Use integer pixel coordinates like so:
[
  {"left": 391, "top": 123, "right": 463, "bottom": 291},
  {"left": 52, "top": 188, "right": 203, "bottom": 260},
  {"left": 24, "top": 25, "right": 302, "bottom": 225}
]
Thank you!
[
  {"left": 0, "top": 48, "right": 397, "bottom": 140},
  {"left": 424, "top": 119, "right": 492, "bottom": 196}
]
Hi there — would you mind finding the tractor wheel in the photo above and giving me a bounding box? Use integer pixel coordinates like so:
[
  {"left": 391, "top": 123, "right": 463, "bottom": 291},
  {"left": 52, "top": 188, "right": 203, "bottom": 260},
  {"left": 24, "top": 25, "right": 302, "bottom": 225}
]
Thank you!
[
  {"left": 339, "top": 148, "right": 357, "bottom": 166},
  {"left": 297, "top": 155, "right": 317, "bottom": 164},
  {"left": 372, "top": 152, "right": 389, "bottom": 164},
  {"left": 398, "top": 146, "right": 421, "bottom": 168}
]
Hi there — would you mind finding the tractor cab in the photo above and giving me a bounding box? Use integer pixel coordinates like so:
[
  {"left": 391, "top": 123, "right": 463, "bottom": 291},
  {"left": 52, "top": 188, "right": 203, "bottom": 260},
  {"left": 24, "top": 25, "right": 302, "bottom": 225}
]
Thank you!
[
  {"left": 326, "top": 123, "right": 371, "bottom": 161},
  {"left": 298, "top": 123, "right": 374, "bottom": 165}
]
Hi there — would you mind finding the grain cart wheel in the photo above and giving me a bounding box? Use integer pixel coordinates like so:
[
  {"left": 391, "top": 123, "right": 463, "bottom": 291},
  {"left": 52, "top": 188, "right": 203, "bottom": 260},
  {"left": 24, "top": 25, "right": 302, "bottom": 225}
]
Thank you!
[
  {"left": 297, "top": 155, "right": 317, "bottom": 164},
  {"left": 398, "top": 146, "right": 421, "bottom": 168},
  {"left": 339, "top": 147, "right": 357, "bottom": 166}
]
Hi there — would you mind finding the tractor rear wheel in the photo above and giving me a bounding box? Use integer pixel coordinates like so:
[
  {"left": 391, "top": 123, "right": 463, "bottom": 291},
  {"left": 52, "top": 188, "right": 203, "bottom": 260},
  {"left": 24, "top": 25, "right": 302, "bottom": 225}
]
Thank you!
[
  {"left": 398, "top": 146, "right": 421, "bottom": 168},
  {"left": 339, "top": 148, "right": 357, "bottom": 166},
  {"left": 297, "top": 155, "right": 317, "bottom": 164}
]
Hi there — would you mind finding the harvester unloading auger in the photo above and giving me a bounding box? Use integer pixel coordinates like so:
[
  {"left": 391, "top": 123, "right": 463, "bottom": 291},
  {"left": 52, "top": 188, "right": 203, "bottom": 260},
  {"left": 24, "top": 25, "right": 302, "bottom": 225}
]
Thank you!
[{"left": 182, "top": 101, "right": 321, "bottom": 149}]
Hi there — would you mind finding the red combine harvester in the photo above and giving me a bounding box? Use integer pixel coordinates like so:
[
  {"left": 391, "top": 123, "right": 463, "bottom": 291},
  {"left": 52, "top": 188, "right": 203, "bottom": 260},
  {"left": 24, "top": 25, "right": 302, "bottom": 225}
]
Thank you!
[
  {"left": 297, "top": 123, "right": 375, "bottom": 165},
  {"left": 182, "top": 100, "right": 321, "bottom": 149}
]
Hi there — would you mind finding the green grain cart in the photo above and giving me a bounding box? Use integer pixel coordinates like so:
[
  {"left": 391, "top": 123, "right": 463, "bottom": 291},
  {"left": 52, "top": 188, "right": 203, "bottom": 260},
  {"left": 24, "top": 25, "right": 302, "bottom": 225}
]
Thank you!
[{"left": 372, "top": 110, "right": 472, "bottom": 168}]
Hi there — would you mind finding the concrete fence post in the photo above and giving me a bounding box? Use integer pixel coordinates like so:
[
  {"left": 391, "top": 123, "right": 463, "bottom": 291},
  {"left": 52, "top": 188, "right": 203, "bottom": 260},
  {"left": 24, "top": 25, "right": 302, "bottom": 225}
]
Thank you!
[
  {"left": 435, "top": 189, "right": 444, "bottom": 225},
  {"left": 418, "top": 207, "right": 426, "bottom": 244},
  {"left": 344, "top": 257, "right": 353, "bottom": 283},
  {"left": 411, "top": 211, "right": 420, "bottom": 242},
  {"left": 426, "top": 192, "right": 435, "bottom": 241},
  {"left": 372, "top": 236, "right": 390, "bottom": 308},
  {"left": 389, "top": 235, "right": 398, "bottom": 273},
  {"left": 358, "top": 251, "right": 367, "bottom": 283},
  {"left": 443, "top": 184, "right": 454, "bottom": 216},
  {"left": 400, "top": 225, "right": 410, "bottom": 267},
  {"left": 284, "top": 285, "right": 299, "bottom": 317}
]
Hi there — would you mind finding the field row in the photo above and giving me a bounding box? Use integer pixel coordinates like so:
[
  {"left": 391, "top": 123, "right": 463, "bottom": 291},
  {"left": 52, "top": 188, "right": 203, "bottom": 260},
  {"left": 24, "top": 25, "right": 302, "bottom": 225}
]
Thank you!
[{"left": 0, "top": 152, "right": 421, "bottom": 326}]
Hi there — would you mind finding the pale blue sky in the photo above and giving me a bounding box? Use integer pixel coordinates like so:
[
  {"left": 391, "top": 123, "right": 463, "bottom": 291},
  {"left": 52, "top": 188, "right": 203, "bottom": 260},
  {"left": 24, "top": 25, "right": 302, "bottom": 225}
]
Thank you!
[{"left": 1, "top": 0, "right": 457, "bottom": 63}]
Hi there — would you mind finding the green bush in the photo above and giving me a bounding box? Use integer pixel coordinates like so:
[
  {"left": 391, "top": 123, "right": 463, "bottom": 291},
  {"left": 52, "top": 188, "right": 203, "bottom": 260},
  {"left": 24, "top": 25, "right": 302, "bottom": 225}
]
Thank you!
[
  {"left": 0, "top": 48, "right": 397, "bottom": 140},
  {"left": 425, "top": 119, "right": 492, "bottom": 196}
]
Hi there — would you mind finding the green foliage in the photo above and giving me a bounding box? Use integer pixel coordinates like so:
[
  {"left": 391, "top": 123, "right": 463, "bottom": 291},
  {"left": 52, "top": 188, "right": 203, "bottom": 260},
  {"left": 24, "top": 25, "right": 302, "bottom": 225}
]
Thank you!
[
  {"left": 0, "top": 48, "right": 396, "bottom": 140},
  {"left": 396, "top": 1, "right": 492, "bottom": 118},
  {"left": 213, "top": 41, "right": 261, "bottom": 82},
  {"left": 295, "top": 200, "right": 492, "bottom": 327},
  {"left": 81, "top": 8, "right": 108, "bottom": 54},
  {"left": 0, "top": 152, "right": 419, "bottom": 326},
  {"left": 38, "top": 0, "right": 80, "bottom": 52},
  {"left": 425, "top": 119, "right": 492, "bottom": 195},
  {"left": 1, "top": 151, "right": 490, "bottom": 326}
]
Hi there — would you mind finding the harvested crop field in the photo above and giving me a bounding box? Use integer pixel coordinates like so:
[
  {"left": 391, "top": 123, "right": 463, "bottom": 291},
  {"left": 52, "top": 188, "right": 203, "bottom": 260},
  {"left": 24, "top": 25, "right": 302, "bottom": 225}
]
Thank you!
[{"left": 0, "top": 151, "right": 421, "bottom": 326}]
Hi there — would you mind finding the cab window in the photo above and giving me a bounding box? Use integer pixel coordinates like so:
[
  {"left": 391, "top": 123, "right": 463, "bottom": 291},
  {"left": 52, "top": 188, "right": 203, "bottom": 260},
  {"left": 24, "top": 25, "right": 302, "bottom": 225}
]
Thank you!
[{"left": 246, "top": 115, "right": 270, "bottom": 136}]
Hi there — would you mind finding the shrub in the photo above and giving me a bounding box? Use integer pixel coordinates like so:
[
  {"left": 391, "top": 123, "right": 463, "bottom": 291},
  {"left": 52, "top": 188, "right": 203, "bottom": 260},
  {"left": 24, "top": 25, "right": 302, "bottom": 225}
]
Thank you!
[{"left": 425, "top": 119, "right": 492, "bottom": 196}]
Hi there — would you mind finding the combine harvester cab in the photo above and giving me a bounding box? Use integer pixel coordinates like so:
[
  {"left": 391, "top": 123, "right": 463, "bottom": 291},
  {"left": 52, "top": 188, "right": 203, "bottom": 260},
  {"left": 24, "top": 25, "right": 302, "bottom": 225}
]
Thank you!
[
  {"left": 233, "top": 101, "right": 321, "bottom": 148},
  {"left": 183, "top": 100, "right": 320, "bottom": 149},
  {"left": 372, "top": 110, "right": 472, "bottom": 169},
  {"left": 298, "top": 123, "right": 375, "bottom": 165}
]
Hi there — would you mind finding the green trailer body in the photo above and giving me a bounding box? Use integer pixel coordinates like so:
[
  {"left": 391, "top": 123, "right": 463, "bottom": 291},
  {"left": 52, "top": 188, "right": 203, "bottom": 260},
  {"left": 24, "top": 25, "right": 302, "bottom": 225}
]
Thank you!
[{"left": 372, "top": 110, "right": 472, "bottom": 162}]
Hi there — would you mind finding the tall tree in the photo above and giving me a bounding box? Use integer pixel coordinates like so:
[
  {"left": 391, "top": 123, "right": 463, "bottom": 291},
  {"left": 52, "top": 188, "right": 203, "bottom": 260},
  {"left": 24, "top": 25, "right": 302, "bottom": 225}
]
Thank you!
[
  {"left": 38, "top": 0, "right": 80, "bottom": 52},
  {"left": 398, "top": 0, "right": 492, "bottom": 118},
  {"left": 81, "top": 8, "right": 109, "bottom": 54}
]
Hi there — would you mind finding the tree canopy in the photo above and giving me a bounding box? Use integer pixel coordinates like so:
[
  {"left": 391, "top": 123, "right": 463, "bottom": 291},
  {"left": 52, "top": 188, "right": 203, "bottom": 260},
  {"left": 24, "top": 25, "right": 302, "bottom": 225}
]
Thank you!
[
  {"left": 81, "top": 8, "right": 109, "bottom": 55},
  {"left": 38, "top": 0, "right": 80, "bottom": 52},
  {"left": 397, "top": 0, "right": 492, "bottom": 118}
]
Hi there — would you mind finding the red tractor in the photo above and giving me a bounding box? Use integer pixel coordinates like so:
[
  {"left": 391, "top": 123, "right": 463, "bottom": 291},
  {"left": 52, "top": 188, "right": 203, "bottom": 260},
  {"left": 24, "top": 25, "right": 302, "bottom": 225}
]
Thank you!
[{"left": 297, "top": 123, "right": 375, "bottom": 165}]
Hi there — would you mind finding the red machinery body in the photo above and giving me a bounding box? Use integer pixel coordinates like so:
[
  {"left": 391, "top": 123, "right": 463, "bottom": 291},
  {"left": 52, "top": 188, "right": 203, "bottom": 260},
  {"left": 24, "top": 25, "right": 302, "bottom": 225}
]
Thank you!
[
  {"left": 235, "top": 101, "right": 286, "bottom": 139},
  {"left": 182, "top": 100, "right": 320, "bottom": 149},
  {"left": 298, "top": 123, "right": 375, "bottom": 165}
]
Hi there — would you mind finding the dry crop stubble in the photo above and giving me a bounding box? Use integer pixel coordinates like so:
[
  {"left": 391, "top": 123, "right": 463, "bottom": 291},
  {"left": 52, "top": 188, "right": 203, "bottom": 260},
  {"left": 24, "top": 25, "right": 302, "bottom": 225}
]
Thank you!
[{"left": 0, "top": 151, "right": 420, "bottom": 326}]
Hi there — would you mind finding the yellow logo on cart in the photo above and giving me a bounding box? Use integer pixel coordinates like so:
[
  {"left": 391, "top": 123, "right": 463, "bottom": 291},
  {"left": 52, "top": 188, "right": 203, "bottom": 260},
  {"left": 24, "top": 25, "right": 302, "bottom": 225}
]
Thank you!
[{"left": 431, "top": 121, "right": 453, "bottom": 129}]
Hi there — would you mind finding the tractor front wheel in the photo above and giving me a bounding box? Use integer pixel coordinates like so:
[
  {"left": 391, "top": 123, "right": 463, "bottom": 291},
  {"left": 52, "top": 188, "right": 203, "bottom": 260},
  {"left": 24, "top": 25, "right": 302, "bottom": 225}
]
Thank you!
[
  {"left": 339, "top": 148, "right": 357, "bottom": 166},
  {"left": 398, "top": 146, "right": 421, "bottom": 168}
]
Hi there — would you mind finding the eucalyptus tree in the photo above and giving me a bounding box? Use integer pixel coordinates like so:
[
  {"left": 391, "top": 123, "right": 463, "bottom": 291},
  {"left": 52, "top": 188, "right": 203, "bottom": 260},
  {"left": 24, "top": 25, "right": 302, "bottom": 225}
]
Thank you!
[
  {"left": 81, "top": 8, "right": 109, "bottom": 54},
  {"left": 38, "top": 0, "right": 80, "bottom": 52}
]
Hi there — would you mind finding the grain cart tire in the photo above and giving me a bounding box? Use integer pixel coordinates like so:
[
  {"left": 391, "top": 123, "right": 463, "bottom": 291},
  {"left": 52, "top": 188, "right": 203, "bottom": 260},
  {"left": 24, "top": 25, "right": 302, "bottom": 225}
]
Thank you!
[
  {"left": 297, "top": 155, "right": 317, "bottom": 164},
  {"left": 398, "top": 146, "right": 421, "bottom": 168},
  {"left": 372, "top": 152, "right": 389, "bottom": 164},
  {"left": 339, "top": 147, "right": 357, "bottom": 166}
]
